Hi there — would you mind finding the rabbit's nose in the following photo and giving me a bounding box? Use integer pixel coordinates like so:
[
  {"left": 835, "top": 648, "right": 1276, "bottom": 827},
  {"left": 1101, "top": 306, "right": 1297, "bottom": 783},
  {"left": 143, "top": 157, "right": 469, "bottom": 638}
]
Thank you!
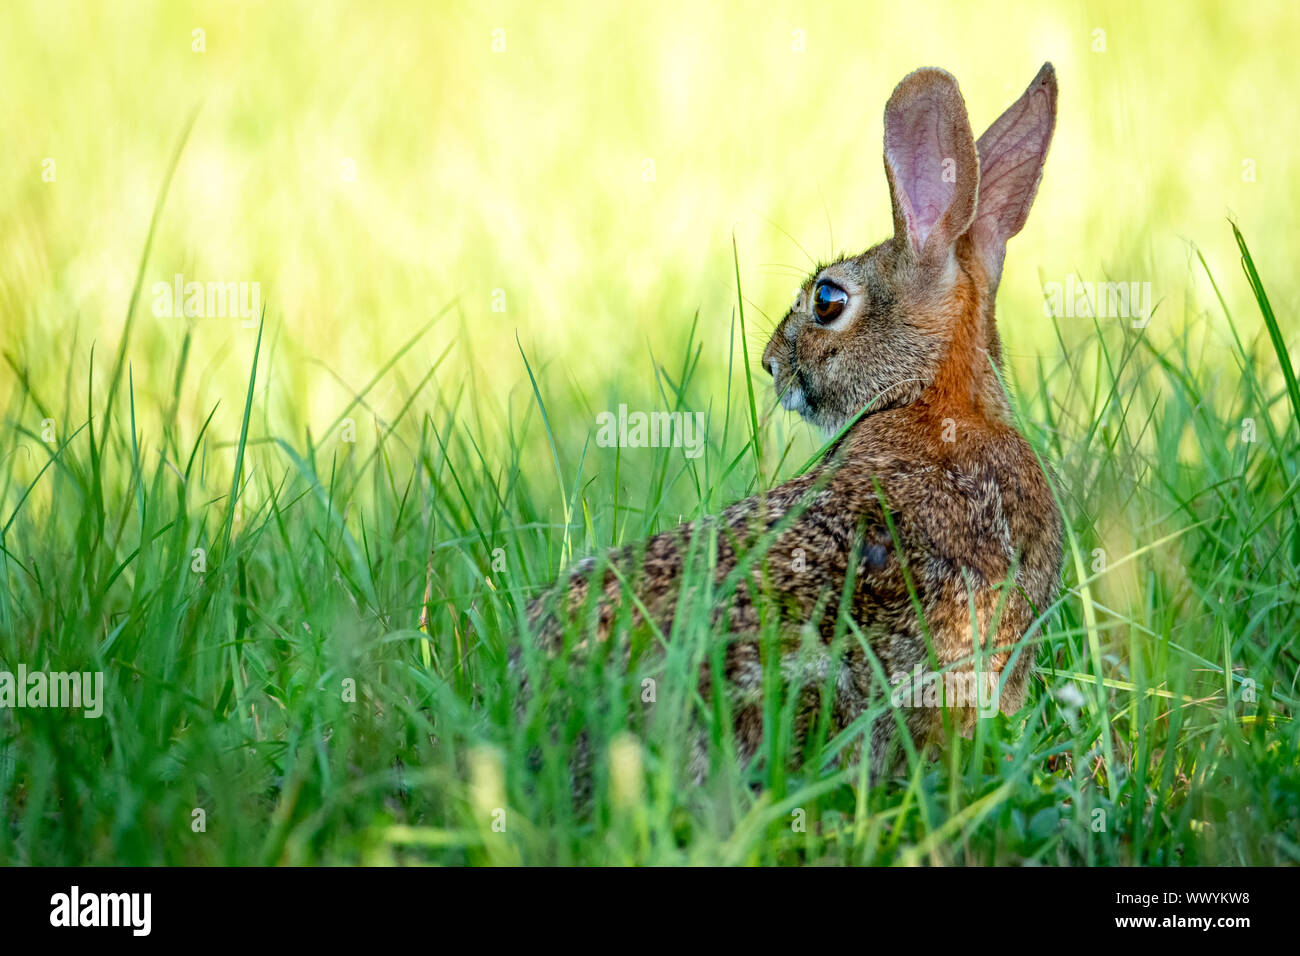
[{"left": 764, "top": 357, "right": 778, "bottom": 378}]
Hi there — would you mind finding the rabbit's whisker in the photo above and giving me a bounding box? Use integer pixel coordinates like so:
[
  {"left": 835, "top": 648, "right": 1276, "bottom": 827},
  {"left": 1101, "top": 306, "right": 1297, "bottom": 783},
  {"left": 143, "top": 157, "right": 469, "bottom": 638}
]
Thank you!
[{"left": 759, "top": 217, "right": 818, "bottom": 268}]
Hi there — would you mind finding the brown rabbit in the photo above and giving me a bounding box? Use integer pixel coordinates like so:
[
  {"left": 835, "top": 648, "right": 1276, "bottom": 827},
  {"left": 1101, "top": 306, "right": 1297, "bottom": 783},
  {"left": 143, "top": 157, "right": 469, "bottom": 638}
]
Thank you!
[{"left": 522, "top": 64, "right": 1062, "bottom": 781}]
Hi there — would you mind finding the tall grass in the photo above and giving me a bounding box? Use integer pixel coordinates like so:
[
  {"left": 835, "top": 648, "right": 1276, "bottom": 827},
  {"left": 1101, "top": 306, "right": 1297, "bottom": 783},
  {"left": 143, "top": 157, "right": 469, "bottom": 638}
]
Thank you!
[{"left": 2, "top": 196, "right": 1296, "bottom": 862}]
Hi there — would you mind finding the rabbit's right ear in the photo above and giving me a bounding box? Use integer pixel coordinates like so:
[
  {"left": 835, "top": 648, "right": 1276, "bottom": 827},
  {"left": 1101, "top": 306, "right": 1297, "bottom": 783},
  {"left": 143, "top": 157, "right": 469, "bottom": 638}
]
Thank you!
[
  {"left": 883, "top": 69, "right": 979, "bottom": 272},
  {"left": 969, "top": 63, "right": 1058, "bottom": 289}
]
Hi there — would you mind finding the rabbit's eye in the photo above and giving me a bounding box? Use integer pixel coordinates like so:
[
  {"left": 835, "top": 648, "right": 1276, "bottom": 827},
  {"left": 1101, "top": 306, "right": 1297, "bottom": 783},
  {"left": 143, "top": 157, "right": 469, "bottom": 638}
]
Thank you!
[{"left": 812, "top": 281, "right": 848, "bottom": 323}]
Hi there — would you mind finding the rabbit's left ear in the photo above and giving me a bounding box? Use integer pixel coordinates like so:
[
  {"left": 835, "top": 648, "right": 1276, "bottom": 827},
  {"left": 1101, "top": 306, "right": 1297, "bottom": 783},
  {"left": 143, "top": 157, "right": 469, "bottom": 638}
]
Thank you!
[
  {"left": 969, "top": 63, "right": 1058, "bottom": 288},
  {"left": 883, "top": 69, "right": 980, "bottom": 271}
]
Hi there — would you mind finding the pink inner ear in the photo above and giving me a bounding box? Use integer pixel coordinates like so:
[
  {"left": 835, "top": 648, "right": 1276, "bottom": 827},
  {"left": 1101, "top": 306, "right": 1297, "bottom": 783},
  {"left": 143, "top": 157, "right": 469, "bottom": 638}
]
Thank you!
[{"left": 886, "top": 93, "right": 957, "bottom": 252}]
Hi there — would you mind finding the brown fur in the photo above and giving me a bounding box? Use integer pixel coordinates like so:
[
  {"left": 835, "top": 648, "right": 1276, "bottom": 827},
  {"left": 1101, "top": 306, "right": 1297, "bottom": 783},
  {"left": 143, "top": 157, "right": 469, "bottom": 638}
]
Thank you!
[{"left": 521, "top": 64, "right": 1063, "bottom": 782}]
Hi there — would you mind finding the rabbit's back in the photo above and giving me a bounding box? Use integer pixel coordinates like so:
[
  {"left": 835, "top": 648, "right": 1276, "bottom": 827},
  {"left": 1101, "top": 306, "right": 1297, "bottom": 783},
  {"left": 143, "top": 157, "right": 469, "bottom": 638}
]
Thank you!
[{"left": 522, "top": 406, "right": 1061, "bottom": 776}]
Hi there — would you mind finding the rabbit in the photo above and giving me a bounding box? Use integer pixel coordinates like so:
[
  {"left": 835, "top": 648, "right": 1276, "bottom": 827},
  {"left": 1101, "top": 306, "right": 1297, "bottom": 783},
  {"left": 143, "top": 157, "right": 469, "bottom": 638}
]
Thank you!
[{"left": 519, "top": 63, "right": 1063, "bottom": 784}]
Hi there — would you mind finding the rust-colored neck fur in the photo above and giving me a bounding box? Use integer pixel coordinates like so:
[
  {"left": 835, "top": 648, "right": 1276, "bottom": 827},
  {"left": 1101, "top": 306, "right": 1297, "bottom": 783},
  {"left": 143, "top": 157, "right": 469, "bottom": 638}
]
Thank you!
[{"left": 915, "top": 236, "right": 1010, "bottom": 449}]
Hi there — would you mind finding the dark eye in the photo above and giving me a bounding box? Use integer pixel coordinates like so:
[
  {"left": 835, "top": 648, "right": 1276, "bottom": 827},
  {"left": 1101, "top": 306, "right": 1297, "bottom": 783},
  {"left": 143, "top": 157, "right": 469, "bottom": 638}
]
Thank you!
[{"left": 812, "top": 281, "right": 848, "bottom": 323}]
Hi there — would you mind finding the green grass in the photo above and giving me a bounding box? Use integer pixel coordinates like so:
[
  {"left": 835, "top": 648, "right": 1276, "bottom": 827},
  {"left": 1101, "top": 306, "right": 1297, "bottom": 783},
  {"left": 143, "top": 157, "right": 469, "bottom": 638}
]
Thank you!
[{"left": 2, "top": 187, "right": 1298, "bottom": 863}]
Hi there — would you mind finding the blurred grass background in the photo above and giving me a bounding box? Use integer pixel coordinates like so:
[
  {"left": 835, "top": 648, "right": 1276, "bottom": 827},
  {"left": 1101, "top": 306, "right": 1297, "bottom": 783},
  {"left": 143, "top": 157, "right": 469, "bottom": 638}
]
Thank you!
[
  {"left": 3, "top": 0, "right": 1295, "bottom": 456},
  {"left": 1, "top": 1, "right": 1298, "bottom": 865}
]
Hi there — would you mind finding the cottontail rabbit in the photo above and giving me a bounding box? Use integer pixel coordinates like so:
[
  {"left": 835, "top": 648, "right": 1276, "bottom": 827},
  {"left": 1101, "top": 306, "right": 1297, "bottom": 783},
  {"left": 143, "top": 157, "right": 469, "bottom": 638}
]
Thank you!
[{"left": 522, "top": 64, "right": 1062, "bottom": 781}]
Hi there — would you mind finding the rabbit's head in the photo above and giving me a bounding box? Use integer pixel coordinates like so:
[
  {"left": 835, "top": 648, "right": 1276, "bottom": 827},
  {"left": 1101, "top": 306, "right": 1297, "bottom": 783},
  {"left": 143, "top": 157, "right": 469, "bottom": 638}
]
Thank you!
[{"left": 762, "top": 64, "right": 1057, "bottom": 434}]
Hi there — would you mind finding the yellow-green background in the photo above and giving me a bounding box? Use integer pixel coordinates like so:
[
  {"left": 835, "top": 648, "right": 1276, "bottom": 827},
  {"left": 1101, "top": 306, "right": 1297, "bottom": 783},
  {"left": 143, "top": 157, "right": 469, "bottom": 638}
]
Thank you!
[{"left": 2, "top": 0, "right": 1295, "bottom": 454}]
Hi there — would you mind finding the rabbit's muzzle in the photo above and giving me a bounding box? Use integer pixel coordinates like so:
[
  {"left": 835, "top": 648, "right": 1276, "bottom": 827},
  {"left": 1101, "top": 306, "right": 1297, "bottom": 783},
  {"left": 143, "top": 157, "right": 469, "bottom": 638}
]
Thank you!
[{"left": 762, "top": 337, "right": 810, "bottom": 416}]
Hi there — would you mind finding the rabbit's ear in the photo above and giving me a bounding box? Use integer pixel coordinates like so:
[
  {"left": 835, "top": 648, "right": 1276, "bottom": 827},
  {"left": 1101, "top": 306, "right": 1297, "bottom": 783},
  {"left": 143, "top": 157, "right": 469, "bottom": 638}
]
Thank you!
[
  {"left": 883, "top": 69, "right": 979, "bottom": 270},
  {"left": 969, "top": 63, "right": 1058, "bottom": 288}
]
